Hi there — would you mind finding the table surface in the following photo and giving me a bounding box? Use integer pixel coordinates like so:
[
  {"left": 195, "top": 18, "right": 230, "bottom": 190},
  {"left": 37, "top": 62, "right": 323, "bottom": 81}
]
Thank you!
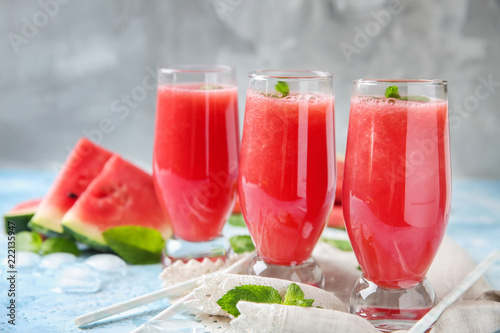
[{"left": 1, "top": 170, "right": 499, "bottom": 332}]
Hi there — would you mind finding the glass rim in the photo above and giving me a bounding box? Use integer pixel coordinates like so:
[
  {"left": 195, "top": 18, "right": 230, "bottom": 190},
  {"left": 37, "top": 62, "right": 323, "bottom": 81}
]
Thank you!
[
  {"left": 158, "top": 64, "right": 235, "bottom": 74},
  {"left": 354, "top": 79, "right": 447, "bottom": 86},
  {"left": 249, "top": 69, "right": 333, "bottom": 81}
]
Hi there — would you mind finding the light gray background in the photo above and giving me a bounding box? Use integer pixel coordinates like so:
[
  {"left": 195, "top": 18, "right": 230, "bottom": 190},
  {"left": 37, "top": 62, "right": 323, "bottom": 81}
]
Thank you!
[{"left": 1, "top": 0, "right": 499, "bottom": 178}]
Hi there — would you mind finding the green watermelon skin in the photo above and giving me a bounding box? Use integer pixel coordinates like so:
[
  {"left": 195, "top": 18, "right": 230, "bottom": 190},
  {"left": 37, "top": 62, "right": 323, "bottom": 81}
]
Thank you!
[
  {"left": 62, "top": 225, "right": 110, "bottom": 252},
  {"left": 29, "top": 138, "right": 113, "bottom": 234},
  {"left": 3, "top": 198, "right": 42, "bottom": 234},
  {"left": 61, "top": 155, "right": 172, "bottom": 250}
]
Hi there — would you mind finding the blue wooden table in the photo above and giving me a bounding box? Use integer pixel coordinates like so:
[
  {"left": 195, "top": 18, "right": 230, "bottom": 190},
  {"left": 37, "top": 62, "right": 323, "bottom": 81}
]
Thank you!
[{"left": 1, "top": 170, "right": 499, "bottom": 332}]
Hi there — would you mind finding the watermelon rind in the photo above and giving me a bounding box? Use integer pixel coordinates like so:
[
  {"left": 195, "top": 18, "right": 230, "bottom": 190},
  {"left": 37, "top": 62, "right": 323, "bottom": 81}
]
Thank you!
[
  {"left": 4, "top": 198, "right": 42, "bottom": 234},
  {"left": 28, "top": 219, "right": 68, "bottom": 237},
  {"left": 29, "top": 213, "right": 64, "bottom": 235},
  {"left": 62, "top": 225, "right": 110, "bottom": 252},
  {"left": 4, "top": 214, "right": 35, "bottom": 234}
]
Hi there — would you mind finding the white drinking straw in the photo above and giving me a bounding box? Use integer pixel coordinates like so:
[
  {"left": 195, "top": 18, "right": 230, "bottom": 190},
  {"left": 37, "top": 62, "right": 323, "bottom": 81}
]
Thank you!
[
  {"left": 129, "top": 292, "right": 195, "bottom": 333},
  {"left": 408, "top": 249, "right": 500, "bottom": 333},
  {"left": 129, "top": 252, "right": 255, "bottom": 333},
  {"left": 75, "top": 252, "right": 254, "bottom": 328}
]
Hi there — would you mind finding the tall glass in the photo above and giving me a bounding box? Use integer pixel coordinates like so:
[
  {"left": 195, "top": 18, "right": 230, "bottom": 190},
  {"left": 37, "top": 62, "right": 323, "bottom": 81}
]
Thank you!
[
  {"left": 153, "top": 65, "right": 239, "bottom": 265},
  {"left": 239, "top": 70, "right": 336, "bottom": 287},
  {"left": 343, "top": 79, "right": 450, "bottom": 331}
]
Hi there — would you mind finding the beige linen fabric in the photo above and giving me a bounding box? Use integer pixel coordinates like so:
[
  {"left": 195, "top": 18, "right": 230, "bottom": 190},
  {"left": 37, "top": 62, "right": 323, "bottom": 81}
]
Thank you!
[
  {"left": 187, "top": 237, "right": 498, "bottom": 332},
  {"left": 430, "top": 291, "right": 500, "bottom": 333}
]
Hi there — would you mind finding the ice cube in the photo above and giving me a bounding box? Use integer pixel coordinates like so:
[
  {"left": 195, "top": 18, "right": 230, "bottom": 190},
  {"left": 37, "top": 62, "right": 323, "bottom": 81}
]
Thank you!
[
  {"left": 84, "top": 254, "right": 127, "bottom": 279},
  {"left": 35, "top": 253, "right": 77, "bottom": 276},
  {"left": 144, "top": 319, "right": 205, "bottom": 333},
  {"left": 56, "top": 262, "right": 101, "bottom": 293},
  {"left": 16, "top": 251, "right": 41, "bottom": 269}
]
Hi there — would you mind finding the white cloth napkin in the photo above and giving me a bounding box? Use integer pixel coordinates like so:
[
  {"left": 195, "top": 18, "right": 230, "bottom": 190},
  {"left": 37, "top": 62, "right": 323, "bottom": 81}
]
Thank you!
[
  {"left": 187, "top": 273, "right": 347, "bottom": 316},
  {"left": 185, "top": 236, "right": 498, "bottom": 332}
]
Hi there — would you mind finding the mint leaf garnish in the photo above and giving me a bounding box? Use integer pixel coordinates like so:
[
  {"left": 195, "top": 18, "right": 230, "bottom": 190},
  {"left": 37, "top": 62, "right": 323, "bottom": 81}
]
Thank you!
[
  {"left": 103, "top": 226, "right": 165, "bottom": 264},
  {"left": 260, "top": 81, "right": 290, "bottom": 98},
  {"left": 275, "top": 81, "right": 289, "bottom": 97},
  {"left": 229, "top": 235, "right": 255, "bottom": 254},
  {"left": 385, "top": 85, "right": 401, "bottom": 98},
  {"left": 283, "top": 283, "right": 314, "bottom": 307},
  {"left": 321, "top": 238, "right": 353, "bottom": 252},
  {"left": 217, "top": 285, "right": 282, "bottom": 317},
  {"left": 384, "top": 85, "right": 430, "bottom": 102},
  {"left": 217, "top": 283, "right": 316, "bottom": 316},
  {"left": 40, "top": 237, "right": 80, "bottom": 256},
  {"left": 199, "top": 85, "right": 222, "bottom": 90},
  {"left": 228, "top": 214, "right": 247, "bottom": 227},
  {"left": 399, "top": 95, "right": 431, "bottom": 102},
  {"left": 16, "top": 231, "right": 43, "bottom": 253}
]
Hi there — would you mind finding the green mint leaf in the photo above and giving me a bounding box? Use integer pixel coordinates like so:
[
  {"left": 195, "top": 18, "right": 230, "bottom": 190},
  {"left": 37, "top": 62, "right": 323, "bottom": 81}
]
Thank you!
[
  {"left": 227, "top": 214, "right": 247, "bottom": 228},
  {"left": 399, "top": 95, "right": 431, "bottom": 102},
  {"left": 357, "top": 266, "right": 362, "bottom": 271},
  {"left": 229, "top": 235, "right": 255, "bottom": 254},
  {"left": 217, "top": 285, "right": 282, "bottom": 317},
  {"left": 282, "top": 283, "right": 315, "bottom": 307},
  {"left": 384, "top": 85, "right": 430, "bottom": 102},
  {"left": 103, "top": 226, "right": 165, "bottom": 264},
  {"left": 16, "top": 231, "right": 43, "bottom": 253},
  {"left": 283, "top": 282, "right": 304, "bottom": 304},
  {"left": 275, "top": 81, "right": 290, "bottom": 97},
  {"left": 199, "top": 85, "right": 223, "bottom": 90},
  {"left": 321, "top": 238, "right": 353, "bottom": 251},
  {"left": 385, "top": 85, "right": 400, "bottom": 98},
  {"left": 40, "top": 237, "right": 80, "bottom": 256}
]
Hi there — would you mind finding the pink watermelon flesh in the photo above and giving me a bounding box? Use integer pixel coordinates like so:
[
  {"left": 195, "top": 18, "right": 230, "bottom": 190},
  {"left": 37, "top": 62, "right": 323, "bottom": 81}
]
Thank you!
[
  {"left": 62, "top": 155, "right": 172, "bottom": 251},
  {"left": 8, "top": 198, "right": 42, "bottom": 215},
  {"left": 30, "top": 138, "right": 113, "bottom": 234}
]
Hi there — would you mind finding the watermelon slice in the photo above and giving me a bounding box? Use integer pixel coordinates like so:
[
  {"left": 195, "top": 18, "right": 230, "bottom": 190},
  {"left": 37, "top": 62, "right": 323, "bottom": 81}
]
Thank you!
[
  {"left": 3, "top": 198, "right": 42, "bottom": 234},
  {"left": 61, "top": 155, "right": 172, "bottom": 251},
  {"left": 29, "top": 138, "right": 113, "bottom": 235}
]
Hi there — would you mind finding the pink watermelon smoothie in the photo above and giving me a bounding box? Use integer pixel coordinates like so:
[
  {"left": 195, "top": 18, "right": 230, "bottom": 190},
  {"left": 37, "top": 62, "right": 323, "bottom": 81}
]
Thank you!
[
  {"left": 239, "top": 91, "right": 336, "bottom": 266},
  {"left": 30, "top": 138, "right": 113, "bottom": 234},
  {"left": 343, "top": 97, "right": 451, "bottom": 289},
  {"left": 62, "top": 155, "right": 172, "bottom": 250},
  {"left": 153, "top": 84, "right": 239, "bottom": 242}
]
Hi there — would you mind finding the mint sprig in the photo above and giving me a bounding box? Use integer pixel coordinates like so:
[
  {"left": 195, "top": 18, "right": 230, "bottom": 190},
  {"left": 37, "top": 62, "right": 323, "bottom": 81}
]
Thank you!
[
  {"left": 261, "top": 81, "right": 290, "bottom": 98},
  {"left": 40, "top": 237, "right": 80, "bottom": 256},
  {"left": 229, "top": 235, "right": 255, "bottom": 254},
  {"left": 398, "top": 95, "right": 431, "bottom": 102},
  {"left": 321, "top": 238, "right": 353, "bottom": 252},
  {"left": 385, "top": 85, "right": 401, "bottom": 98},
  {"left": 384, "top": 85, "right": 430, "bottom": 102},
  {"left": 16, "top": 231, "right": 43, "bottom": 253},
  {"left": 217, "top": 285, "right": 282, "bottom": 317},
  {"left": 275, "top": 81, "right": 289, "bottom": 97},
  {"left": 217, "top": 282, "right": 316, "bottom": 317},
  {"left": 227, "top": 214, "right": 247, "bottom": 228},
  {"left": 103, "top": 226, "right": 165, "bottom": 264},
  {"left": 282, "top": 283, "right": 314, "bottom": 307}
]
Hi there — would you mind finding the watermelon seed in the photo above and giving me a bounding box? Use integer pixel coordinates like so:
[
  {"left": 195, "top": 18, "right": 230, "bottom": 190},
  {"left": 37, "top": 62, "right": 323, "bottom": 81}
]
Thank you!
[{"left": 67, "top": 192, "right": 78, "bottom": 199}]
